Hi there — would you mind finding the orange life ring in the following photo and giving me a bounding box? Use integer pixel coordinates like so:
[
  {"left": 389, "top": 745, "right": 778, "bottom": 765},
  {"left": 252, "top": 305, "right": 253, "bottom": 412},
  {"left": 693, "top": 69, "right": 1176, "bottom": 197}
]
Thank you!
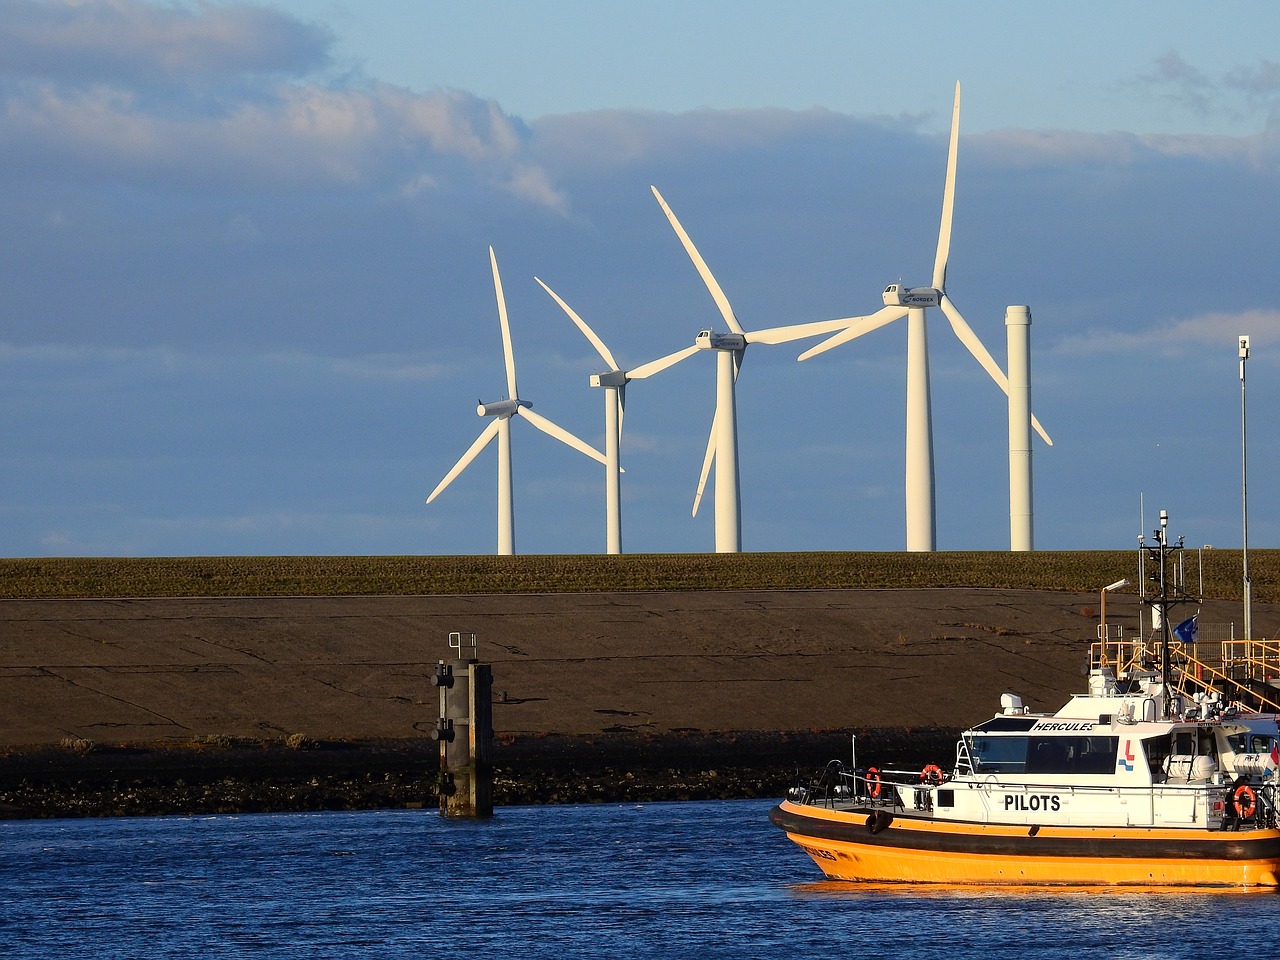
[
  {"left": 866, "top": 766, "right": 882, "bottom": 799},
  {"left": 921, "top": 763, "right": 946, "bottom": 785},
  {"left": 1233, "top": 783, "right": 1258, "bottom": 819}
]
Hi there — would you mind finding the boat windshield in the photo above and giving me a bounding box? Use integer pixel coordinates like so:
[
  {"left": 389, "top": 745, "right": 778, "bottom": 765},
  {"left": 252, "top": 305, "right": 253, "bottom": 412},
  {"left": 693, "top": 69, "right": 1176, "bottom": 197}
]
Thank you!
[{"left": 967, "top": 734, "right": 1119, "bottom": 775}]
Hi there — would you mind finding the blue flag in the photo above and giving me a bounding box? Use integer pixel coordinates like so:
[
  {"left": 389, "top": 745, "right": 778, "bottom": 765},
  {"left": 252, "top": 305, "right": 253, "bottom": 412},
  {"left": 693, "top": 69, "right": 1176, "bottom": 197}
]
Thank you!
[{"left": 1173, "top": 615, "right": 1199, "bottom": 643}]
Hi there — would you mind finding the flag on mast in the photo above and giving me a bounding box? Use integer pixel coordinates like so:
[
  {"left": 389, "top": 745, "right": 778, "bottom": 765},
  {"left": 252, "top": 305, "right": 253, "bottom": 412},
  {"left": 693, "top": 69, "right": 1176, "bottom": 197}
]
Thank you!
[{"left": 1173, "top": 615, "right": 1199, "bottom": 644}]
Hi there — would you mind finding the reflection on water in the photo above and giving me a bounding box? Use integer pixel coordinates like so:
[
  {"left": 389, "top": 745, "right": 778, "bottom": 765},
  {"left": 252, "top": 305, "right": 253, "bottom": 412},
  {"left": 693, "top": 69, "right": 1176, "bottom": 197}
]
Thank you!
[{"left": 790, "top": 881, "right": 1280, "bottom": 899}]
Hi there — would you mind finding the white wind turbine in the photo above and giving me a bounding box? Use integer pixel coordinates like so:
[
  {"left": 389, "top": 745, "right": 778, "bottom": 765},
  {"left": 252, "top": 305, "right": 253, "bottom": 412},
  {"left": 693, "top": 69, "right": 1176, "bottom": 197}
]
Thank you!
[
  {"left": 534, "top": 276, "right": 698, "bottom": 555},
  {"left": 426, "top": 247, "right": 608, "bottom": 556},
  {"left": 649, "top": 185, "right": 872, "bottom": 553},
  {"left": 798, "top": 82, "right": 1052, "bottom": 551}
]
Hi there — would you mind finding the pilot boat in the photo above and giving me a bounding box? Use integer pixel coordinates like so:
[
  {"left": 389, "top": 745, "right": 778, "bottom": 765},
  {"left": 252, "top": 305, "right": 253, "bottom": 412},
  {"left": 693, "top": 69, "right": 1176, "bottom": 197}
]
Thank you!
[{"left": 770, "top": 520, "right": 1280, "bottom": 887}]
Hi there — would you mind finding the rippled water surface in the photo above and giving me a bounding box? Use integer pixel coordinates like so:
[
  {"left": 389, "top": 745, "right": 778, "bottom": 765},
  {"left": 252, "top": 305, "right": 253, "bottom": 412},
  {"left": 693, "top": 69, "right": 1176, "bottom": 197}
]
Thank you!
[{"left": 2, "top": 799, "right": 1275, "bottom": 958}]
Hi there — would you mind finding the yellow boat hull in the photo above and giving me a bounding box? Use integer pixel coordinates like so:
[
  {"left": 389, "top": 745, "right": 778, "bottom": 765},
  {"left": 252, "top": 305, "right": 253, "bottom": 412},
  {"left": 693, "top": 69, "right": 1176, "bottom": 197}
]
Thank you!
[{"left": 771, "top": 800, "right": 1280, "bottom": 887}]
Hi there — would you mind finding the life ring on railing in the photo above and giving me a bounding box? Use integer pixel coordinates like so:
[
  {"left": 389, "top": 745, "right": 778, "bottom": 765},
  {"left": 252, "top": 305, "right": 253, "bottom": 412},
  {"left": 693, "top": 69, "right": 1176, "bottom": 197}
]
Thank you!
[
  {"left": 866, "top": 767, "right": 882, "bottom": 799},
  {"left": 920, "top": 764, "right": 947, "bottom": 786},
  {"left": 1232, "top": 783, "right": 1258, "bottom": 819}
]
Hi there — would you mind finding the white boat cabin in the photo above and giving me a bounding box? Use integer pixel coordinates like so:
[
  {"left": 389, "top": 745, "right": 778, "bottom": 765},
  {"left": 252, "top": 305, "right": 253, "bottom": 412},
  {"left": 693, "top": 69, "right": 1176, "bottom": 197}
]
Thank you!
[{"left": 885, "top": 680, "right": 1279, "bottom": 830}]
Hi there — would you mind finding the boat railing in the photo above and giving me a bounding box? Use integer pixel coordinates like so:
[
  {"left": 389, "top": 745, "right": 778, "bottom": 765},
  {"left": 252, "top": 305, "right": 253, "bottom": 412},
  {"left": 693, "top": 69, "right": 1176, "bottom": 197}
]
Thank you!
[
  {"left": 787, "top": 762, "right": 946, "bottom": 809},
  {"left": 1091, "top": 637, "right": 1190, "bottom": 678},
  {"left": 1089, "top": 636, "right": 1280, "bottom": 713},
  {"left": 788, "top": 762, "right": 1280, "bottom": 830},
  {"left": 786, "top": 760, "right": 857, "bottom": 808},
  {"left": 1219, "top": 638, "right": 1280, "bottom": 690},
  {"left": 1175, "top": 643, "right": 1280, "bottom": 714}
]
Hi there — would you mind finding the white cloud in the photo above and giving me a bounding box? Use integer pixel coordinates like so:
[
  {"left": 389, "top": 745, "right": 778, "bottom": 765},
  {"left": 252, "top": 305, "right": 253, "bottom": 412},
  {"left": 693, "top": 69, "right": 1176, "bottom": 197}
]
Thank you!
[
  {"left": 308, "top": 352, "right": 453, "bottom": 383},
  {"left": 1134, "top": 52, "right": 1280, "bottom": 132},
  {"left": 0, "top": 342, "right": 452, "bottom": 383},
  {"left": 0, "top": 3, "right": 566, "bottom": 209},
  {"left": 974, "top": 126, "right": 1280, "bottom": 173},
  {"left": 2, "top": 78, "right": 561, "bottom": 200},
  {"left": 1050, "top": 309, "right": 1280, "bottom": 358},
  {"left": 0, "top": 0, "right": 332, "bottom": 85},
  {"left": 0, "top": 341, "right": 184, "bottom": 368}
]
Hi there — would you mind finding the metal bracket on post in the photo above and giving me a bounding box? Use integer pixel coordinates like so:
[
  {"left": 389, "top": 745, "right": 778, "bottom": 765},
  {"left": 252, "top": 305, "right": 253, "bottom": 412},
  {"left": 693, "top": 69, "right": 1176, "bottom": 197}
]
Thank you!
[{"left": 449, "top": 632, "right": 478, "bottom": 661}]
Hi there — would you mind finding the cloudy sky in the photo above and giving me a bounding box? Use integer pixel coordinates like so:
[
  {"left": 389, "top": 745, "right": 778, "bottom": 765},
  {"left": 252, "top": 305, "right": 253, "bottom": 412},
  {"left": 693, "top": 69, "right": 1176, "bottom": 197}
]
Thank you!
[{"left": 2, "top": 0, "right": 1279, "bottom": 558}]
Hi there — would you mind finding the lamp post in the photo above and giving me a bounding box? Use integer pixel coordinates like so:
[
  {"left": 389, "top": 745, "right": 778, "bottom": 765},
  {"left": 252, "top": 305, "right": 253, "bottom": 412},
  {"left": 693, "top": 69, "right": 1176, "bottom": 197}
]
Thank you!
[
  {"left": 1240, "top": 335, "right": 1252, "bottom": 640},
  {"left": 1099, "top": 578, "right": 1130, "bottom": 643}
]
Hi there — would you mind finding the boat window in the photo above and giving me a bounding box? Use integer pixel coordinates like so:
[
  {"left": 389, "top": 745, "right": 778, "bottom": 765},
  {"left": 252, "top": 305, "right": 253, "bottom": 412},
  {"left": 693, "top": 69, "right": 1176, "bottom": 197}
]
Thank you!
[
  {"left": 1228, "top": 732, "right": 1276, "bottom": 754},
  {"left": 1026, "top": 736, "right": 1118, "bottom": 775},
  {"left": 969, "top": 736, "right": 1026, "bottom": 773},
  {"left": 1143, "top": 735, "right": 1171, "bottom": 775},
  {"left": 970, "top": 735, "right": 1120, "bottom": 775},
  {"left": 971, "top": 716, "right": 1039, "bottom": 732}
]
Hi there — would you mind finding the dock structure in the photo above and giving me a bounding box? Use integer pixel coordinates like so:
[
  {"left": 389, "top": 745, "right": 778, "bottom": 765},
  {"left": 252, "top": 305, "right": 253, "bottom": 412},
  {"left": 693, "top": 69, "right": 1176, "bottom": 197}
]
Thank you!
[{"left": 432, "top": 632, "right": 493, "bottom": 817}]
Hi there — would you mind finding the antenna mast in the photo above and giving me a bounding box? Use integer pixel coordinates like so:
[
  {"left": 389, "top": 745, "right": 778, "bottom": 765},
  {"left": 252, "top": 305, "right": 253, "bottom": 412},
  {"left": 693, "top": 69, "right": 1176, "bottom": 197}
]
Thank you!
[
  {"left": 1240, "top": 335, "right": 1252, "bottom": 639},
  {"left": 1140, "top": 510, "right": 1196, "bottom": 719}
]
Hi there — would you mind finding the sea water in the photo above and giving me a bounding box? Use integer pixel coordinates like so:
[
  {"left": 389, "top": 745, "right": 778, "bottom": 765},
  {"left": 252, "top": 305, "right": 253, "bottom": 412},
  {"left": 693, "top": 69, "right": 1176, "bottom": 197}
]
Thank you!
[{"left": 1, "top": 799, "right": 1274, "bottom": 959}]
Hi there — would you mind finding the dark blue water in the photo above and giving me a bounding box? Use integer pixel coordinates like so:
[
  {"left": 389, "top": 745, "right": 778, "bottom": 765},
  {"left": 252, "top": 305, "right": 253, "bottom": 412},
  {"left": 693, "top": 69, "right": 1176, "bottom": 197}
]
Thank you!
[{"left": 1, "top": 799, "right": 1274, "bottom": 958}]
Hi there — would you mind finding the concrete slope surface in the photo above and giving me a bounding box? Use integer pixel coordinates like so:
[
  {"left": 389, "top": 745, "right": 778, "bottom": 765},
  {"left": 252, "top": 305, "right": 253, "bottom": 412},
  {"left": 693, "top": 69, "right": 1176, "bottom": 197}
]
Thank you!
[{"left": 1, "top": 589, "right": 1270, "bottom": 747}]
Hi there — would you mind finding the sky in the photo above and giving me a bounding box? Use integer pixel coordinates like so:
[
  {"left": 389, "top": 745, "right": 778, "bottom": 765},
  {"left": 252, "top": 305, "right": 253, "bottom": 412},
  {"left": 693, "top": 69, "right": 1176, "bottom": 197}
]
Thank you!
[{"left": 2, "top": 0, "right": 1280, "bottom": 558}]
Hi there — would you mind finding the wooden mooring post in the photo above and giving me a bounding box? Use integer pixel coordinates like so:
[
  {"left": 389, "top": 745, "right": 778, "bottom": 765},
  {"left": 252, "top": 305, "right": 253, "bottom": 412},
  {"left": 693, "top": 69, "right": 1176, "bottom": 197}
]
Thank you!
[{"left": 431, "top": 631, "right": 493, "bottom": 817}]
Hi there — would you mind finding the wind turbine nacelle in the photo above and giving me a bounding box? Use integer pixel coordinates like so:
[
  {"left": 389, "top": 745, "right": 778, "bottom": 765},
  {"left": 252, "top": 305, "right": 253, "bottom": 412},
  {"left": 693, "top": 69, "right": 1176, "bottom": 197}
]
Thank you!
[
  {"left": 695, "top": 329, "right": 747, "bottom": 351},
  {"left": 477, "top": 399, "right": 529, "bottom": 418},
  {"left": 882, "top": 284, "right": 941, "bottom": 308},
  {"left": 590, "top": 370, "right": 628, "bottom": 388}
]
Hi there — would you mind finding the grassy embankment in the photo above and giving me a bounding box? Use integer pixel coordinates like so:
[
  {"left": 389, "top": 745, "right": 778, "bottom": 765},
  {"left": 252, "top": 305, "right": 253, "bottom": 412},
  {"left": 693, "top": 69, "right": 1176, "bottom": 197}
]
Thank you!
[{"left": 0, "top": 550, "right": 1271, "bottom": 600}]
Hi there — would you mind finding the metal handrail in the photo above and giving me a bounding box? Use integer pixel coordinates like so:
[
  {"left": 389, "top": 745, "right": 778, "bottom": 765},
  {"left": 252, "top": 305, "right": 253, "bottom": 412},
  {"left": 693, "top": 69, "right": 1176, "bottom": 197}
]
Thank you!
[
  {"left": 791, "top": 764, "right": 1280, "bottom": 829},
  {"left": 1089, "top": 637, "right": 1280, "bottom": 713}
]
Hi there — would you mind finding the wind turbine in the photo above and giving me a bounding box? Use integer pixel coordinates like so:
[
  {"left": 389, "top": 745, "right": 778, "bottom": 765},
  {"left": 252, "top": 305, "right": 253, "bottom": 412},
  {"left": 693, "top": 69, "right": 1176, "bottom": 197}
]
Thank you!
[
  {"left": 534, "top": 276, "right": 698, "bottom": 555},
  {"left": 798, "top": 82, "right": 1052, "bottom": 551},
  {"left": 649, "top": 185, "right": 872, "bottom": 553},
  {"left": 426, "top": 247, "right": 608, "bottom": 555}
]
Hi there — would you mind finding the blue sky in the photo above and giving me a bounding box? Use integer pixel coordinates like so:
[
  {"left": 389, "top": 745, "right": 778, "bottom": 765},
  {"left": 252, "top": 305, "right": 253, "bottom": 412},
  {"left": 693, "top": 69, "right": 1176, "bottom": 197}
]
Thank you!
[{"left": 1, "top": 0, "right": 1279, "bottom": 557}]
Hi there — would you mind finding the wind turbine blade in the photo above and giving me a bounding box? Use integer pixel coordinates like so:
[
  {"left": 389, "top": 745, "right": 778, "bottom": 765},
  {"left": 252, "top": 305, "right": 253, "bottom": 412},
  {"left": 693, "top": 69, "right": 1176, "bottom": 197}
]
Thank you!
[
  {"left": 628, "top": 344, "right": 699, "bottom": 379},
  {"left": 746, "top": 316, "right": 875, "bottom": 345},
  {"left": 534, "top": 277, "right": 620, "bottom": 371},
  {"left": 692, "top": 408, "right": 717, "bottom": 517},
  {"left": 939, "top": 295, "right": 1053, "bottom": 446},
  {"left": 797, "top": 305, "right": 908, "bottom": 361},
  {"left": 933, "top": 81, "right": 961, "bottom": 291},
  {"left": 516, "top": 406, "right": 608, "bottom": 465},
  {"left": 618, "top": 381, "right": 626, "bottom": 436},
  {"left": 1031, "top": 414, "right": 1053, "bottom": 447},
  {"left": 651, "top": 185, "right": 744, "bottom": 334},
  {"left": 490, "top": 246, "right": 518, "bottom": 399},
  {"left": 939, "top": 295, "right": 1007, "bottom": 390},
  {"left": 426, "top": 418, "right": 502, "bottom": 503}
]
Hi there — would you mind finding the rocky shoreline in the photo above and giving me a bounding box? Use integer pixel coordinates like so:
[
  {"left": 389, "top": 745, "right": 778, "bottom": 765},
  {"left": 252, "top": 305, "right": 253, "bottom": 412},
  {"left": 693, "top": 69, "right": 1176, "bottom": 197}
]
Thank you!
[{"left": 0, "top": 727, "right": 960, "bottom": 818}]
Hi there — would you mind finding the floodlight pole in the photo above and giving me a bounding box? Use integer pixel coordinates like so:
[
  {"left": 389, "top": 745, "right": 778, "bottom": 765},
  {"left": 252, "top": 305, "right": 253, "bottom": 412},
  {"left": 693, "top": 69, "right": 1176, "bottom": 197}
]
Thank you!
[
  {"left": 1099, "top": 578, "right": 1130, "bottom": 643},
  {"left": 1239, "top": 335, "right": 1252, "bottom": 640}
]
